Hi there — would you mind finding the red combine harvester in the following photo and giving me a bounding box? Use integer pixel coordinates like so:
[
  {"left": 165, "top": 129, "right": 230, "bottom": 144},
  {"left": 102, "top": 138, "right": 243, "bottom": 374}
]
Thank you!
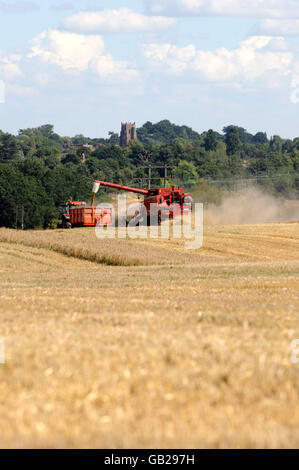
[
  {"left": 59, "top": 181, "right": 192, "bottom": 228},
  {"left": 91, "top": 181, "right": 193, "bottom": 224},
  {"left": 58, "top": 199, "right": 112, "bottom": 229}
]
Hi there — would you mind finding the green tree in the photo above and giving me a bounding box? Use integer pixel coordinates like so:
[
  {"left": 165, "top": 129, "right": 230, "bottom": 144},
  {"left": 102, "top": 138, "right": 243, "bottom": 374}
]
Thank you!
[
  {"left": 270, "top": 135, "right": 283, "bottom": 153},
  {"left": 108, "top": 132, "right": 120, "bottom": 145},
  {"left": 223, "top": 126, "right": 253, "bottom": 143},
  {"left": 137, "top": 120, "right": 200, "bottom": 145},
  {"left": 253, "top": 132, "right": 268, "bottom": 144},
  {"left": 0, "top": 133, "right": 20, "bottom": 162},
  {"left": 204, "top": 129, "right": 218, "bottom": 151},
  {"left": 173, "top": 160, "right": 198, "bottom": 187},
  {"left": 224, "top": 126, "right": 241, "bottom": 156}
]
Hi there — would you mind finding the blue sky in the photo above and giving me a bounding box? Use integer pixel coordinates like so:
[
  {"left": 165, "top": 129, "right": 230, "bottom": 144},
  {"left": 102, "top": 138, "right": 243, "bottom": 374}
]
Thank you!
[{"left": 0, "top": 0, "right": 299, "bottom": 138}]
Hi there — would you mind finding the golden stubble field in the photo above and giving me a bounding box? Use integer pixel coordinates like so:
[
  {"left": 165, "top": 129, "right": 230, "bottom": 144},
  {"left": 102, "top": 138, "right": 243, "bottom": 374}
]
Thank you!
[{"left": 0, "top": 222, "right": 299, "bottom": 449}]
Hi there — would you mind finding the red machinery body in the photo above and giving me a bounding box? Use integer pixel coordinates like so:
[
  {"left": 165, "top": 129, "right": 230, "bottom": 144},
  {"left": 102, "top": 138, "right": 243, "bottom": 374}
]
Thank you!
[
  {"left": 60, "top": 200, "right": 112, "bottom": 228},
  {"left": 70, "top": 206, "right": 112, "bottom": 227},
  {"left": 144, "top": 187, "right": 192, "bottom": 218},
  {"left": 92, "top": 181, "right": 193, "bottom": 221}
]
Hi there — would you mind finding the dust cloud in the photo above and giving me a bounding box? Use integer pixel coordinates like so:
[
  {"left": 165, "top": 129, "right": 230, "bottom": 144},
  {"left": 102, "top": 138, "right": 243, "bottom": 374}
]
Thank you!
[{"left": 205, "top": 187, "right": 299, "bottom": 225}]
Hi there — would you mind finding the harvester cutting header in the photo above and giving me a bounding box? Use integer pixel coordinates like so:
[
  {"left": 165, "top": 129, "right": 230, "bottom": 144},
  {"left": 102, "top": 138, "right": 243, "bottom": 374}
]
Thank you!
[{"left": 59, "top": 180, "right": 193, "bottom": 228}]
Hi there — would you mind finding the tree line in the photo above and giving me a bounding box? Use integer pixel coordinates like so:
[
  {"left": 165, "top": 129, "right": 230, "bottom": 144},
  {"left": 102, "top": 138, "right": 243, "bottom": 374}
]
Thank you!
[{"left": 0, "top": 122, "right": 298, "bottom": 229}]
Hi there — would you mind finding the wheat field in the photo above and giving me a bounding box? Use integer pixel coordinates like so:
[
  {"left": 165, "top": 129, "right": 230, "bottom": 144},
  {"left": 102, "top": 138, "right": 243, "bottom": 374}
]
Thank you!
[{"left": 0, "top": 222, "right": 299, "bottom": 448}]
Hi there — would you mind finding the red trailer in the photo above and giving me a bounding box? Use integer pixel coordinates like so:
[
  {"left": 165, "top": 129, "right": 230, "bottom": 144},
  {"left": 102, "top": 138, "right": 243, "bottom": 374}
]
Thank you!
[
  {"left": 58, "top": 200, "right": 112, "bottom": 228},
  {"left": 70, "top": 206, "right": 112, "bottom": 227}
]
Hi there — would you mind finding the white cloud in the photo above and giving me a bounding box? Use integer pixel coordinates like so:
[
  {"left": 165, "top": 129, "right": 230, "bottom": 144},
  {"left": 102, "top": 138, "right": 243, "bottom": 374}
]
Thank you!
[
  {"left": 91, "top": 55, "right": 140, "bottom": 83},
  {"left": 146, "top": 0, "right": 299, "bottom": 19},
  {"left": 144, "top": 36, "right": 294, "bottom": 84},
  {"left": 28, "top": 29, "right": 105, "bottom": 71},
  {"left": 27, "top": 29, "right": 140, "bottom": 84},
  {"left": 256, "top": 19, "right": 299, "bottom": 35},
  {"left": 145, "top": 44, "right": 196, "bottom": 74},
  {"left": 0, "top": 54, "right": 22, "bottom": 80},
  {"left": 62, "top": 8, "right": 176, "bottom": 33},
  {"left": 0, "top": 62, "right": 22, "bottom": 79}
]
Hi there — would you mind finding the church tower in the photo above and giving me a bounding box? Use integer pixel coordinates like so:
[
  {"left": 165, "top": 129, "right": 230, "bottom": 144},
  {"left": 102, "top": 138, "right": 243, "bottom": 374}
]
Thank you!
[{"left": 120, "top": 122, "right": 137, "bottom": 147}]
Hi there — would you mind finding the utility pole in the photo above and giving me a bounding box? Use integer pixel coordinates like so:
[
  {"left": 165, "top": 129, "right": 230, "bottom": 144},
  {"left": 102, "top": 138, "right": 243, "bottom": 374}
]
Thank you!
[
  {"left": 164, "top": 165, "right": 168, "bottom": 188},
  {"left": 138, "top": 152, "right": 153, "bottom": 190},
  {"left": 15, "top": 206, "right": 18, "bottom": 229},
  {"left": 148, "top": 165, "right": 151, "bottom": 190},
  {"left": 136, "top": 164, "right": 175, "bottom": 189}
]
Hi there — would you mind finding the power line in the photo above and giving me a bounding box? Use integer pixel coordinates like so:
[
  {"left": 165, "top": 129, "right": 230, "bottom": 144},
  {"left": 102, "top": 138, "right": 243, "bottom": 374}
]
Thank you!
[{"left": 205, "top": 172, "right": 294, "bottom": 186}]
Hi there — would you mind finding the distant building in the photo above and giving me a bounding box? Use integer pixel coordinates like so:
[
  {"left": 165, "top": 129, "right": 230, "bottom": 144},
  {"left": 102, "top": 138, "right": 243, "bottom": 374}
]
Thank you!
[
  {"left": 120, "top": 122, "right": 137, "bottom": 147},
  {"left": 82, "top": 144, "right": 95, "bottom": 149}
]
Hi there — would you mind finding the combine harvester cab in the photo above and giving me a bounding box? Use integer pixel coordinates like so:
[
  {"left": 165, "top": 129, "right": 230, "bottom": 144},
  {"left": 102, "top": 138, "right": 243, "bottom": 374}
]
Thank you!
[{"left": 144, "top": 187, "right": 193, "bottom": 222}]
